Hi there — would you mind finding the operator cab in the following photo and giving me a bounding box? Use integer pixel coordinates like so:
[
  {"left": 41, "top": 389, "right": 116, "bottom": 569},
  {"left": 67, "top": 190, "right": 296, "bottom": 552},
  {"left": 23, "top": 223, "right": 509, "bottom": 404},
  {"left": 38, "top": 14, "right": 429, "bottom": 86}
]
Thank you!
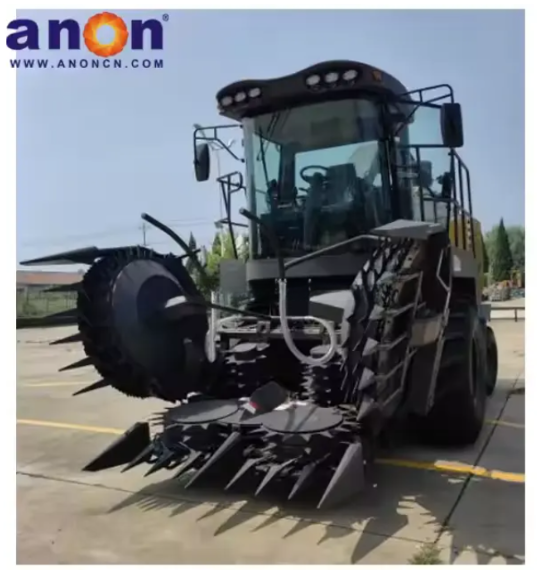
[
  {"left": 194, "top": 60, "right": 465, "bottom": 265},
  {"left": 244, "top": 98, "right": 391, "bottom": 256}
]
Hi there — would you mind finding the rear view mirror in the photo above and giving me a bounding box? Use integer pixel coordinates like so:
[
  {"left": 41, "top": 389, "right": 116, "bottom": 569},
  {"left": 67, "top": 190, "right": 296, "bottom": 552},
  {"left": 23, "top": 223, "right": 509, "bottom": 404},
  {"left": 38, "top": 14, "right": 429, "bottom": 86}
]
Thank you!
[
  {"left": 441, "top": 103, "right": 464, "bottom": 148},
  {"left": 194, "top": 143, "right": 210, "bottom": 182}
]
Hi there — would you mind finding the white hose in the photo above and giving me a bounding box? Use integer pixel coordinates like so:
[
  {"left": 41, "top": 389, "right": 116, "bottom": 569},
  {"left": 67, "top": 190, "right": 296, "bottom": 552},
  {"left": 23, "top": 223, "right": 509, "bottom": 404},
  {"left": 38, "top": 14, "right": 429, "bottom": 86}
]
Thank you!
[
  {"left": 204, "top": 286, "right": 339, "bottom": 367},
  {"left": 205, "top": 291, "right": 219, "bottom": 362},
  {"left": 277, "top": 279, "right": 338, "bottom": 366}
]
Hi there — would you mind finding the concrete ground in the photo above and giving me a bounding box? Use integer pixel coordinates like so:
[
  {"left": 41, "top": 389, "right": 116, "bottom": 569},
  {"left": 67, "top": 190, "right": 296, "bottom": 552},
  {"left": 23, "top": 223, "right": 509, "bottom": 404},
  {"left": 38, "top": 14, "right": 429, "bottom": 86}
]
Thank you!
[{"left": 16, "top": 320, "right": 525, "bottom": 565}]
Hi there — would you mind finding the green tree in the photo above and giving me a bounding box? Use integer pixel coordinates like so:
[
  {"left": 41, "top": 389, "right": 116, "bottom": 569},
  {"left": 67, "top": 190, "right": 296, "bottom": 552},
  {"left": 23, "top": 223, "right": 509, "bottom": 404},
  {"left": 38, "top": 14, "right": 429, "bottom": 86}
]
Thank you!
[
  {"left": 482, "top": 239, "right": 490, "bottom": 274},
  {"left": 212, "top": 232, "right": 222, "bottom": 256},
  {"left": 193, "top": 231, "right": 248, "bottom": 298},
  {"left": 197, "top": 249, "right": 221, "bottom": 297},
  {"left": 507, "top": 225, "right": 525, "bottom": 273},
  {"left": 238, "top": 234, "right": 250, "bottom": 260},
  {"left": 485, "top": 222, "right": 524, "bottom": 281},
  {"left": 491, "top": 218, "right": 514, "bottom": 282},
  {"left": 185, "top": 232, "right": 198, "bottom": 275}
]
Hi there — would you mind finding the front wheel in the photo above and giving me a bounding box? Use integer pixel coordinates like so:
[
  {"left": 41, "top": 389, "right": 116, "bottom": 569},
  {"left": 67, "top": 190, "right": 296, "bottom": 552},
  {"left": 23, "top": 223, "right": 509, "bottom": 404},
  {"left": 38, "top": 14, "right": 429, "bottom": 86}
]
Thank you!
[
  {"left": 484, "top": 325, "right": 498, "bottom": 396},
  {"left": 414, "top": 304, "right": 488, "bottom": 446}
]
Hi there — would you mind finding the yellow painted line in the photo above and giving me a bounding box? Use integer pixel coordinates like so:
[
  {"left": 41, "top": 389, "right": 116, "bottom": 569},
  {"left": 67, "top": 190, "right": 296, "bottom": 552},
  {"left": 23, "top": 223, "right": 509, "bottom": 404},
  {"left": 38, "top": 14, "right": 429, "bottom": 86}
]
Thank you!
[
  {"left": 486, "top": 418, "right": 525, "bottom": 430},
  {"left": 376, "top": 457, "right": 472, "bottom": 473},
  {"left": 470, "top": 466, "right": 525, "bottom": 484},
  {"left": 23, "top": 382, "right": 86, "bottom": 388},
  {"left": 16, "top": 419, "right": 124, "bottom": 436},
  {"left": 17, "top": 418, "right": 525, "bottom": 483},
  {"left": 22, "top": 389, "right": 525, "bottom": 430},
  {"left": 376, "top": 457, "right": 524, "bottom": 483}
]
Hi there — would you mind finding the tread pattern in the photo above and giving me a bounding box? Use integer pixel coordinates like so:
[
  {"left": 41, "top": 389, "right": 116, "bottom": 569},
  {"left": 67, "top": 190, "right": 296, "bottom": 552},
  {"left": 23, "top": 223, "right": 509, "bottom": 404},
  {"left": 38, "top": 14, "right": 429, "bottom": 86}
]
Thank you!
[
  {"left": 77, "top": 247, "right": 200, "bottom": 401},
  {"left": 418, "top": 301, "right": 487, "bottom": 446}
]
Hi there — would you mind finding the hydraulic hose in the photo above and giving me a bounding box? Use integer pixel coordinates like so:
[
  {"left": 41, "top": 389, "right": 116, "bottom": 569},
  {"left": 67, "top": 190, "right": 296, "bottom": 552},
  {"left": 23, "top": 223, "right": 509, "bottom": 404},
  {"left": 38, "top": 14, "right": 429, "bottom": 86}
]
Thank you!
[
  {"left": 278, "top": 278, "right": 338, "bottom": 366},
  {"left": 204, "top": 302, "right": 338, "bottom": 367},
  {"left": 205, "top": 292, "right": 219, "bottom": 363}
]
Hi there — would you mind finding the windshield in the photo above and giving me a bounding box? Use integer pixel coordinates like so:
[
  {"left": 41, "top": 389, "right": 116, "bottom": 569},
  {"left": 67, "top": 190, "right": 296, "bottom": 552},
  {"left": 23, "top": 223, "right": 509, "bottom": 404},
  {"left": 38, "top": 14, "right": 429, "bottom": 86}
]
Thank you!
[{"left": 243, "top": 98, "right": 393, "bottom": 258}]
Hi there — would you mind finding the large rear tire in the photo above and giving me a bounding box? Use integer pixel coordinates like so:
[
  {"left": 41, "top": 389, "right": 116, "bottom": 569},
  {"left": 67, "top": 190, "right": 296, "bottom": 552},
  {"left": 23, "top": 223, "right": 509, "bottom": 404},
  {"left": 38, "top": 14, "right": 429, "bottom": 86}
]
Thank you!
[
  {"left": 484, "top": 325, "right": 498, "bottom": 396},
  {"left": 415, "top": 302, "right": 487, "bottom": 446}
]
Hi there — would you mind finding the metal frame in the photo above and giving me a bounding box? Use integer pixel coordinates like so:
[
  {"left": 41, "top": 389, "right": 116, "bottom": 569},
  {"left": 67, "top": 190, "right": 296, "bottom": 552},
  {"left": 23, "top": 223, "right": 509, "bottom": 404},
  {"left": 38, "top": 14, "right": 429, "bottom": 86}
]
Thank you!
[
  {"left": 192, "top": 81, "right": 476, "bottom": 272},
  {"left": 193, "top": 124, "right": 243, "bottom": 162},
  {"left": 387, "top": 84, "right": 476, "bottom": 259},
  {"left": 214, "top": 170, "right": 246, "bottom": 260}
]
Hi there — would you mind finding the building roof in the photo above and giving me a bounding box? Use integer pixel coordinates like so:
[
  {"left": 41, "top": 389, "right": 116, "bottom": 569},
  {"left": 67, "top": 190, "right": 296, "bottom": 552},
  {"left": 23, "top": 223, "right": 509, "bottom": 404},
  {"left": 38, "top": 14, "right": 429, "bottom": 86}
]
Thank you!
[{"left": 16, "top": 270, "right": 84, "bottom": 286}]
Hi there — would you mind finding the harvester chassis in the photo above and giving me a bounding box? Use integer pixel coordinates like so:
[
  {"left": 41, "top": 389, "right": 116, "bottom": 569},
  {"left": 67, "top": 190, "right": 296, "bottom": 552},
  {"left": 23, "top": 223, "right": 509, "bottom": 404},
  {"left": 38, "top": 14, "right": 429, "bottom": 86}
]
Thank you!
[{"left": 22, "top": 216, "right": 498, "bottom": 509}]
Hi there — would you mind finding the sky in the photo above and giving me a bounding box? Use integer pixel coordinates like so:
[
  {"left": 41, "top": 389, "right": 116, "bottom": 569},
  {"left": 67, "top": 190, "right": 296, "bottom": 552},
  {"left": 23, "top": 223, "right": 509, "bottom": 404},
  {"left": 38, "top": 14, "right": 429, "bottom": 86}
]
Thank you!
[{"left": 15, "top": 9, "right": 525, "bottom": 267}]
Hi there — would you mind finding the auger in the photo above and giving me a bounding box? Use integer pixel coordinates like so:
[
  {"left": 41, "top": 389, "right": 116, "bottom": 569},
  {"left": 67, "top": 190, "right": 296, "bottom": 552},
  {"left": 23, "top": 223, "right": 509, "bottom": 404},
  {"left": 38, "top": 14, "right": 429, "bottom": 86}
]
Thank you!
[{"left": 21, "top": 60, "right": 499, "bottom": 509}]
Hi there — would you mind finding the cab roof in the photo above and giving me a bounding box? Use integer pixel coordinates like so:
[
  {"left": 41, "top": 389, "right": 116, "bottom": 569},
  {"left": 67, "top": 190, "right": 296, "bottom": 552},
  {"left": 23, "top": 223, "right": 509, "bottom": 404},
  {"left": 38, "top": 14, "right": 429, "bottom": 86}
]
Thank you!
[{"left": 215, "top": 60, "right": 410, "bottom": 121}]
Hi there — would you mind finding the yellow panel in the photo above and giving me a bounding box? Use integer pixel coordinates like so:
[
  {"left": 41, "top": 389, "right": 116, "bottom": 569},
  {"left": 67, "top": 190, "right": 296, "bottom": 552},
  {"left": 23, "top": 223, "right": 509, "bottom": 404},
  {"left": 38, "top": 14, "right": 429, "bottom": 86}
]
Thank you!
[{"left": 449, "top": 216, "right": 485, "bottom": 294}]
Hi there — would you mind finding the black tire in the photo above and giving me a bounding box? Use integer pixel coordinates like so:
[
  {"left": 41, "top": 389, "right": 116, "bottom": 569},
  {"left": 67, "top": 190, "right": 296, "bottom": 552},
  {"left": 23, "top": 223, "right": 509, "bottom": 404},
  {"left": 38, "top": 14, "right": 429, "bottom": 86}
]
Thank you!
[
  {"left": 77, "top": 248, "right": 208, "bottom": 402},
  {"left": 484, "top": 325, "right": 498, "bottom": 396},
  {"left": 415, "top": 302, "right": 487, "bottom": 446},
  {"left": 78, "top": 249, "right": 154, "bottom": 399}
]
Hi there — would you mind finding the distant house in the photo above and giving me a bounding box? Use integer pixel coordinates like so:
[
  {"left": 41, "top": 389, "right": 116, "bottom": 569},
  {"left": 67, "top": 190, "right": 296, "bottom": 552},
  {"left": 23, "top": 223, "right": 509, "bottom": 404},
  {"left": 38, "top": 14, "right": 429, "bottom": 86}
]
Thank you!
[{"left": 16, "top": 270, "right": 84, "bottom": 294}]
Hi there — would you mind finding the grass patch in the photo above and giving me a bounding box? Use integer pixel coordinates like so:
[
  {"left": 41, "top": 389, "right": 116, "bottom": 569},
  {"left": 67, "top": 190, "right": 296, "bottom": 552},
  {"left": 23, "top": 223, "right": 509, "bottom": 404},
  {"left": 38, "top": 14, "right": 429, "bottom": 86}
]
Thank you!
[{"left": 409, "top": 543, "right": 444, "bottom": 565}]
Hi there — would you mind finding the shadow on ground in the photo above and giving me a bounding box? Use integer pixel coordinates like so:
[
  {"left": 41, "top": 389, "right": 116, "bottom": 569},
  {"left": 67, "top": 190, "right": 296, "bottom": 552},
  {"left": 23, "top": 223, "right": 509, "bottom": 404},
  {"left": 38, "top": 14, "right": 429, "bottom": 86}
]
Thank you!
[{"left": 104, "top": 401, "right": 524, "bottom": 566}]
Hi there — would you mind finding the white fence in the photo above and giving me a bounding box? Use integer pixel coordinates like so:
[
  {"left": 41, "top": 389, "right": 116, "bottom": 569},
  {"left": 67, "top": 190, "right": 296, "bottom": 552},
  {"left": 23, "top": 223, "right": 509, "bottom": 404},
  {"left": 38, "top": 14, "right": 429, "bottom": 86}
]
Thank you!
[{"left": 490, "top": 305, "right": 525, "bottom": 322}]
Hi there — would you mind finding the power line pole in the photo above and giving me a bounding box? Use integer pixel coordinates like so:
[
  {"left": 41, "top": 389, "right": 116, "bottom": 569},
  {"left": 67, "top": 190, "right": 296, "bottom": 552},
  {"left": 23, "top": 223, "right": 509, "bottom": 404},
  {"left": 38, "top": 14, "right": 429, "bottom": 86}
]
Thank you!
[{"left": 140, "top": 222, "right": 147, "bottom": 246}]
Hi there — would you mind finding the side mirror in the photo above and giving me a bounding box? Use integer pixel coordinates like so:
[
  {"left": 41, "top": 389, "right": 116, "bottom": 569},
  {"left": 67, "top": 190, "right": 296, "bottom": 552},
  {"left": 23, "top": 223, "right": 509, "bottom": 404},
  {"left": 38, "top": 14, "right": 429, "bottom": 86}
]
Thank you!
[
  {"left": 441, "top": 103, "right": 464, "bottom": 148},
  {"left": 194, "top": 143, "right": 210, "bottom": 182}
]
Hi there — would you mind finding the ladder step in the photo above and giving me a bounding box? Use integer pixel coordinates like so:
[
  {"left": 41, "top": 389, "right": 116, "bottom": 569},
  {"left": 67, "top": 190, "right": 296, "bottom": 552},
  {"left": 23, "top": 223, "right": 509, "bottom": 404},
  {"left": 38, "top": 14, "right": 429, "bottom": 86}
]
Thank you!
[
  {"left": 370, "top": 302, "right": 416, "bottom": 321},
  {"left": 410, "top": 314, "right": 444, "bottom": 347},
  {"left": 378, "top": 333, "right": 408, "bottom": 352}
]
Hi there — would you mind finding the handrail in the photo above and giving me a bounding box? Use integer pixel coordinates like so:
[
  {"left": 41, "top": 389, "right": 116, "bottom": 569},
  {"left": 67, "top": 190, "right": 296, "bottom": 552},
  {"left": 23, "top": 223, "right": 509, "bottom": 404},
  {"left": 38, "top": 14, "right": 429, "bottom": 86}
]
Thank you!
[{"left": 490, "top": 305, "right": 525, "bottom": 322}]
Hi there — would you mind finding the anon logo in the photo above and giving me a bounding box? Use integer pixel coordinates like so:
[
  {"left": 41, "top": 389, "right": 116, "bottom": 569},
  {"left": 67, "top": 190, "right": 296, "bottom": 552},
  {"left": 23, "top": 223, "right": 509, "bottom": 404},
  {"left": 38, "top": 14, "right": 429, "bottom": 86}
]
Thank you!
[{"left": 6, "top": 12, "right": 165, "bottom": 57}]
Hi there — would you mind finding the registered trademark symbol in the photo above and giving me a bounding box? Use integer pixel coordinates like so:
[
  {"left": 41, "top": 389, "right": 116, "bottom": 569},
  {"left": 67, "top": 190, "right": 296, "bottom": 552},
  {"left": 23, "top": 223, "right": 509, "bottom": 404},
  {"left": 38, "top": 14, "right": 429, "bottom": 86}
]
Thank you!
[{"left": 162, "top": 14, "right": 169, "bottom": 22}]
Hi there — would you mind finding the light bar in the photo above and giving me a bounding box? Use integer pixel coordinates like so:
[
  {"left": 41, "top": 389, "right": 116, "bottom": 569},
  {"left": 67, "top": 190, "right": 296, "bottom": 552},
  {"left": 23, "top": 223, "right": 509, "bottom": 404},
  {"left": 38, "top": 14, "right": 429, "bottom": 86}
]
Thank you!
[
  {"left": 324, "top": 72, "right": 339, "bottom": 83},
  {"left": 305, "top": 68, "right": 360, "bottom": 90},
  {"left": 342, "top": 69, "right": 358, "bottom": 81},
  {"left": 219, "top": 87, "right": 262, "bottom": 108}
]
